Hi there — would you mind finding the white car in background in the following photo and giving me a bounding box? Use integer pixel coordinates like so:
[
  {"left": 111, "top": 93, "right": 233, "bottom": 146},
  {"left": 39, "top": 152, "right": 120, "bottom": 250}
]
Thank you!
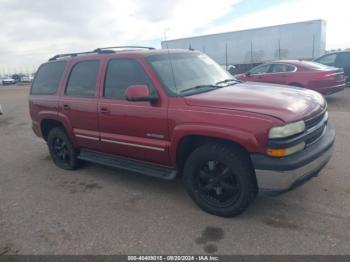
[
  {"left": 2, "top": 77, "right": 16, "bottom": 85},
  {"left": 20, "top": 75, "right": 32, "bottom": 83}
]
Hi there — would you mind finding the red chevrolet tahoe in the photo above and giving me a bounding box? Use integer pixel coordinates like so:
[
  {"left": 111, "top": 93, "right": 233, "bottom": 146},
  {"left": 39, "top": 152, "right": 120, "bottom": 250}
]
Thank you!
[{"left": 29, "top": 47, "right": 335, "bottom": 217}]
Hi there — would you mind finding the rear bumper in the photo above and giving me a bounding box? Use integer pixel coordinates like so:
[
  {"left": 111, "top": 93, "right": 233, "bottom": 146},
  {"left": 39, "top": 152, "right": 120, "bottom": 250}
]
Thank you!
[
  {"left": 316, "top": 83, "right": 345, "bottom": 95},
  {"left": 251, "top": 124, "right": 335, "bottom": 195}
]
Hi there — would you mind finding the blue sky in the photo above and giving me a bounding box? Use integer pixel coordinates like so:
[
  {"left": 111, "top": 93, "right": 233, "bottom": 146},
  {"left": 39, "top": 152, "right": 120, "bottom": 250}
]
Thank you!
[{"left": 0, "top": 0, "right": 349, "bottom": 74}]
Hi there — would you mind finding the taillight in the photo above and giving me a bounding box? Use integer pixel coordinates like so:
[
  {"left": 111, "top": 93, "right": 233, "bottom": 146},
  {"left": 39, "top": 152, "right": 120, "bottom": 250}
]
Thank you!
[{"left": 315, "top": 72, "right": 343, "bottom": 81}]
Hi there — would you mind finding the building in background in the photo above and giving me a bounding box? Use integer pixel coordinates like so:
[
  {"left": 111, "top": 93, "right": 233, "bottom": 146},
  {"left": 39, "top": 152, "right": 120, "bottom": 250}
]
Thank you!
[{"left": 162, "top": 20, "right": 326, "bottom": 73}]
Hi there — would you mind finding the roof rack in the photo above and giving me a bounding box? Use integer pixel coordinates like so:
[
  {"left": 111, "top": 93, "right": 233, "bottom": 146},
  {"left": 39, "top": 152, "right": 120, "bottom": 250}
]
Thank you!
[
  {"left": 49, "top": 46, "right": 155, "bottom": 61},
  {"left": 93, "top": 46, "right": 155, "bottom": 52}
]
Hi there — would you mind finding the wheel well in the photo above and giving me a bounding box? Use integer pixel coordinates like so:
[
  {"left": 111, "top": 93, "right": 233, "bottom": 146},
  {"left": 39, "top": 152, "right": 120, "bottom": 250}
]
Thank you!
[
  {"left": 41, "top": 119, "right": 64, "bottom": 141},
  {"left": 176, "top": 135, "right": 251, "bottom": 172},
  {"left": 288, "top": 82, "right": 304, "bottom": 88}
]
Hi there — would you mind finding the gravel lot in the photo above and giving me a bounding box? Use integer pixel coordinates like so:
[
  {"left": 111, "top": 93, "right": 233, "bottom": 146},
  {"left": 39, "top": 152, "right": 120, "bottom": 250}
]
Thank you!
[{"left": 0, "top": 85, "right": 350, "bottom": 255}]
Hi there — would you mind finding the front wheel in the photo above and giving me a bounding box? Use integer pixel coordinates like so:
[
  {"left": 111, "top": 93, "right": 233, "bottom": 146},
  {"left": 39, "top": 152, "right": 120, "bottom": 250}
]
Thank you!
[
  {"left": 183, "top": 143, "right": 257, "bottom": 217},
  {"left": 47, "top": 127, "right": 80, "bottom": 170}
]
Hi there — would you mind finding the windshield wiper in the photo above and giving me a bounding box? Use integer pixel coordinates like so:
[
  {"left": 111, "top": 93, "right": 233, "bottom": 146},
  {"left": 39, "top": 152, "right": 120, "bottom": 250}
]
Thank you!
[
  {"left": 215, "top": 79, "right": 240, "bottom": 86},
  {"left": 180, "top": 85, "right": 221, "bottom": 95}
]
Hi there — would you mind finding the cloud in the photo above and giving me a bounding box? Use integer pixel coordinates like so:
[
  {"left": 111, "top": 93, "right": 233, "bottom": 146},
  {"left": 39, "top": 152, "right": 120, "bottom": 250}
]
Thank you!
[{"left": 0, "top": 0, "right": 240, "bottom": 74}]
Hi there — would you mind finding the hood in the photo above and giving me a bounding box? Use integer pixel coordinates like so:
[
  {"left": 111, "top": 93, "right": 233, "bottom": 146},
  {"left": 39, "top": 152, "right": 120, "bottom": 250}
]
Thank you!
[{"left": 184, "top": 82, "right": 326, "bottom": 123}]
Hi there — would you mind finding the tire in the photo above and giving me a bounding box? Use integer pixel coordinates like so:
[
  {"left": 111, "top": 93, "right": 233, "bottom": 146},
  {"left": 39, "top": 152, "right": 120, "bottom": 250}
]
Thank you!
[
  {"left": 183, "top": 143, "right": 257, "bottom": 217},
  {"left": 47, "top": 127, "right": 80, "bottom": 170}
]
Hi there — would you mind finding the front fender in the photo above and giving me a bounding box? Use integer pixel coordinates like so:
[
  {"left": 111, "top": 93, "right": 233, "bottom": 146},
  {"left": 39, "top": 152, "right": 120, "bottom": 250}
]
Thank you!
[{"left": 169, "top": 124, "right": 260, "bottom": 166}]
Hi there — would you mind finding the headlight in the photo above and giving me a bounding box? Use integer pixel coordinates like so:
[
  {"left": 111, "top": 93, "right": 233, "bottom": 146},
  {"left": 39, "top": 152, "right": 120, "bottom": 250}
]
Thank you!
[{"left": 269, "top": 121, "right": 305, "bottom": 139}]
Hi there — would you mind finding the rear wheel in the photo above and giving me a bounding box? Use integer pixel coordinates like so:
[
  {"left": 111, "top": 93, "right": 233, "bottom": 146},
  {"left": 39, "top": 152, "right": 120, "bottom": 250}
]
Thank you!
[
  {"left": 47, "top": 127, "right": 80, "bottom": 170},
  {"left": 183, "top": 143, "right": 257, "bottom": 217}
]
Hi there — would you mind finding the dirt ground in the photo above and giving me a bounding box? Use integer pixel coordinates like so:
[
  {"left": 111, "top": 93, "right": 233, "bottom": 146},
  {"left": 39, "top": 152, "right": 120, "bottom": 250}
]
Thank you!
[{"left": 0, "top": 85, "right": 350, "bottom": 255}]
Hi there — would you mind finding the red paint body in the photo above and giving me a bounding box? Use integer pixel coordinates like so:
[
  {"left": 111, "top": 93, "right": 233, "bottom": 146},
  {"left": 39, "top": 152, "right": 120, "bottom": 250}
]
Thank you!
[
  {"left": 234, "top": 60, "right": 346, "bottom": 95},
  {"left": 29, "top": 50, "right": 327, "bottom": 169}
]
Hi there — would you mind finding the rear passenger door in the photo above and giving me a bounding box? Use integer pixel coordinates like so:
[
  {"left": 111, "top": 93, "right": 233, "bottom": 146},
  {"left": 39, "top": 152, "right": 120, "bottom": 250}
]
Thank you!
[
  {"left": 58, "top": 60, "right": 101, "bottom": 150},
  {"left": 98, "top": 58, "right": 170, "bottom": 165},
  {"left": 266, "top": 64, "right": 296, "bottom": 85}
]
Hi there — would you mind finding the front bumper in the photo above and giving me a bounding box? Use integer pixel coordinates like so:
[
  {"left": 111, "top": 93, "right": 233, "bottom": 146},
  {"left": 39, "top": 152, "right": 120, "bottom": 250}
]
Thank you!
[{"left": 251, "top": 124, "right": 335, "bottom": 195}]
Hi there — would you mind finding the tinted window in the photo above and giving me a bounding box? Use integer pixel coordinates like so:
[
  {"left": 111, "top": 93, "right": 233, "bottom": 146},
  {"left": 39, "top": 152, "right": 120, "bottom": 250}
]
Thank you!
[
  {"left": 336, "top": 53, "right": 350, "bottom": 67},
  {"left": 315, "top": 54, "right": 337, "bottom": 66},
  {"left": 31, "top": 61, "right": 66, "bottom": 94},
  {"left": 104, "top": 59, "right": 153, "bottom": 99},
  {"left": 270, "top": 64, "right": 295, "bottom": 73},
  {"left": 66, "top": 61, "right": 99, "bottom": 97},
  {"left": 249, "top": 64, "right": 270, "bottom": 75}
]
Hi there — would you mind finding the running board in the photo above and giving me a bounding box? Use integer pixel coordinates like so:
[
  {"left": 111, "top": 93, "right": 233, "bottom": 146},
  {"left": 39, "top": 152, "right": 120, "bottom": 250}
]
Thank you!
[{"left": 78, "top": 149, "right": 177, "bottom": 180}]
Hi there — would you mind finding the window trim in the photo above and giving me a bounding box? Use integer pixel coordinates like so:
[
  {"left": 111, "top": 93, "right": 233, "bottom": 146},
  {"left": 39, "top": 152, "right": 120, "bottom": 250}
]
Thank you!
[
  {"left": 102, "top": 57, "right": 155, "bottom": 100},
  {"left": 30, "top": 61, "right": 67, "bottom": 95},
  {"left": 64, "top": 60, "right": 100, "bottom": 98}
]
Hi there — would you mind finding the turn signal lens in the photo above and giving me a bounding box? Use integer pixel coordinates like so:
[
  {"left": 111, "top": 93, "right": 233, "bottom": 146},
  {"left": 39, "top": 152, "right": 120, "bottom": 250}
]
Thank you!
[{"left": 267, "top": 142, "right": 306, "bottom": 157}]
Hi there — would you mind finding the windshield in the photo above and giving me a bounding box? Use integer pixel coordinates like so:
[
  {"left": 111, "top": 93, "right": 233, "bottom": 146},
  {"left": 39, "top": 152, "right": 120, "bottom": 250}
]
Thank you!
[{"left": 147, "top": 52, "right": 235, "bottom": 96}]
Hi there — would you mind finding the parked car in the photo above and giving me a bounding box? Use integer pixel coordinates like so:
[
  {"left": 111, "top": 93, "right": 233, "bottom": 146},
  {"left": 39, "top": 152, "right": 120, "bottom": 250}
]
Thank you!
[
  {"left": 29, "top": 47, "right": 334, "bottom": 217},
  {"left": 315, "top": 51, "right": 350, "bottom": 85},
  {"left": 20, "top": 75, "right": 32, "bottom": 83},
  {"left": 234, "top": 60, "right": 346, "bottom": 95},
  {"left": 2, "top": 77, "right": 16, "bottom": 85}
]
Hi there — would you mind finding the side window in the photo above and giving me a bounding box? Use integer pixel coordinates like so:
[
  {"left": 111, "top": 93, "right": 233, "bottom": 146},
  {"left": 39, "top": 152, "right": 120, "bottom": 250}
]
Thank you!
[
  {"left": 249, "top": 64, "right": 270, "bottom": 75},
  {"left": 270, "top": 64, "right": 295, "bottom": 73},
  {"left": 31, "top": 61, "right": 66, "bottom": 94},
  {"left": 336, "top": 53, "right": 350, "bottom": 67},
  {"left": 66, "top": 61, "right": 100, "bottom": 97},
  {"left": 316, "top": 54, "right": 337, "bottom": 66},
  {"left": 104, "top": 59, "right": 153, "bottom": 99}
]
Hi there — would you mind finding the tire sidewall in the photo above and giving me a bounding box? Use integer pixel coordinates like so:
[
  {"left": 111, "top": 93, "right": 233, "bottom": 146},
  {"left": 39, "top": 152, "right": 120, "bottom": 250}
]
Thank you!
[
  {"left": 183, "top": 144, "right": 255, "bottom": 217},
  {"left": 47, "top": 127, "right": 78, "bottom": 170}
]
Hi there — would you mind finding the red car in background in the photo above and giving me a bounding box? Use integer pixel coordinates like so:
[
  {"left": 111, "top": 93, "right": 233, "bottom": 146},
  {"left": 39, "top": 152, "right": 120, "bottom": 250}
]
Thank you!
[{"left": 234, "top": 60, "right": 346, "bottom": 95}]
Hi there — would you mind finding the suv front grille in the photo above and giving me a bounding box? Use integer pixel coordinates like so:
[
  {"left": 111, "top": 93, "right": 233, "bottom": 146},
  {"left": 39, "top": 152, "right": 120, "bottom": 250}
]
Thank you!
[
  {"left": 305, "top": 110, "right": 326, "bottom": 130},
  {"left": 304, "top": 109, "right": 328, "bottom": 147}
]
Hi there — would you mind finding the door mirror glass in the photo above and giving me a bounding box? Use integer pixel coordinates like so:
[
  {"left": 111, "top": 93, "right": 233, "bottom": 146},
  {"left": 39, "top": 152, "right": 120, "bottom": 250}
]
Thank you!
[{"left": 125, "top": 85, "right": 158, "bottom": 102}]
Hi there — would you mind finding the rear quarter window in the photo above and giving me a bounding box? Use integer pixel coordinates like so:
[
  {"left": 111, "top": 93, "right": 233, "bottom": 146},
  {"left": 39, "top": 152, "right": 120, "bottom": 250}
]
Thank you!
[{"left": 31, "top": 61, "right": 66, "bottom": 94}]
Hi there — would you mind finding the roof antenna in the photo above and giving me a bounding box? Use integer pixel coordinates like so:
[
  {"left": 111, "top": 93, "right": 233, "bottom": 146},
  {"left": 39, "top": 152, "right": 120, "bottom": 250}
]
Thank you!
[{"left": 164, "top": 28, "right": 178, "bottom": 95}]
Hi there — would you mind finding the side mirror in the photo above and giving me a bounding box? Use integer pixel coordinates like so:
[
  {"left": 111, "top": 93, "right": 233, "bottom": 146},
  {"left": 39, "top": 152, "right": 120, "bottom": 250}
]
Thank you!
[
  {"left": 246, "top": 72, "right": 251, "bottom": 77},
  {"left": 125, "top": 84, "right": 158, "bottom": 102}
]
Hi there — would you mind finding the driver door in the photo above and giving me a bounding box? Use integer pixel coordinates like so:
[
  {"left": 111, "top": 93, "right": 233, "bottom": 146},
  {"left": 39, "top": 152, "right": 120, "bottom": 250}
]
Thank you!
[
  {"left": 97, "top": 58, "right": 170, "bottom": 165},
  {"left": 247, "top": 64, "right": 271, "bottom": 82}
]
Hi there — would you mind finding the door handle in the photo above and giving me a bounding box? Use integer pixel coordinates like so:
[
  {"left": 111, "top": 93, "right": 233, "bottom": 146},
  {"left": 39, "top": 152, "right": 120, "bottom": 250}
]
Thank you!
[
  {"left": 100, "top": 107, "right": 109, "bottom": 114},
  {"left": 63, "top": 104, "right": 70, "bottom": 110}
]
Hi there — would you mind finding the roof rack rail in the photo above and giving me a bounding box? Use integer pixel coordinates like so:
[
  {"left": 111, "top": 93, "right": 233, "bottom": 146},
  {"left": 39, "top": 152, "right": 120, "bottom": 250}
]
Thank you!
[
  {"left": 49, "top": 46, "right": 155, "bottom": 61},
  {"left": 48, "top": 50, "right": 101, "bottom": 61},
  {"left": 93, "top": 46, "right": 155, "bottom": 52}
]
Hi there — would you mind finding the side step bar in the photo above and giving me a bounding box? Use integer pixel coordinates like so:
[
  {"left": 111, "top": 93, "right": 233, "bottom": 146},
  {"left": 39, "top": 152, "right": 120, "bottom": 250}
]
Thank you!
[{"left": 78, "top": 149, "right": 177, "bottom": 180}]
